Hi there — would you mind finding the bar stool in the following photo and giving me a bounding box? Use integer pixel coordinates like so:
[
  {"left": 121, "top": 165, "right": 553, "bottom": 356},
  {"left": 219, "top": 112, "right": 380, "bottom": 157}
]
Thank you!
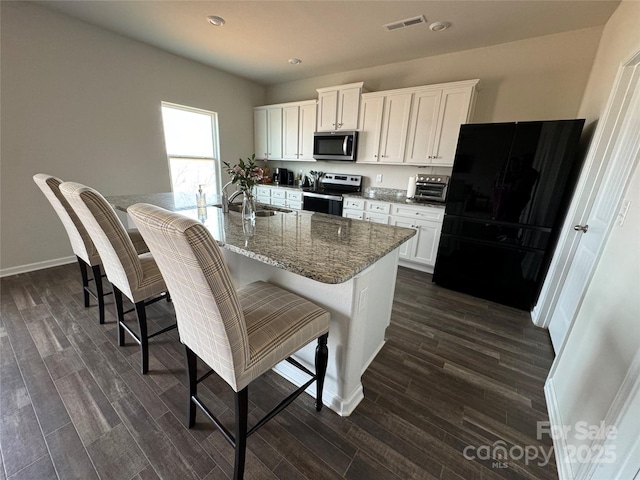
[
  {"left": 60, "top": 182, "right": 176, "bottom": 374},
  {"left": 33, "top": 174, "right": 149, "bottom": 324},
  {"left": 128, "top": 203, "right": 329, "bottom": 480}
]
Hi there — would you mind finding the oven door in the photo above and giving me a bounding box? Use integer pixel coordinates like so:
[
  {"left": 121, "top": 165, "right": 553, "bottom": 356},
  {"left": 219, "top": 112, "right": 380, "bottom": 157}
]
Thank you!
[
  {"left": 303, "top": 193, "right": 344, "bottom": 216},
  {"left": 415, "top": 182, "right": 448, "bottom": 202}
]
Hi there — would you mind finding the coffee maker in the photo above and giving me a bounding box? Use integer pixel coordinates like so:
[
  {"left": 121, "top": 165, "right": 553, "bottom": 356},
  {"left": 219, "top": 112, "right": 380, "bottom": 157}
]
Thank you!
[{"left": 273, "top": 167, "right": 288, "bottom": 185}]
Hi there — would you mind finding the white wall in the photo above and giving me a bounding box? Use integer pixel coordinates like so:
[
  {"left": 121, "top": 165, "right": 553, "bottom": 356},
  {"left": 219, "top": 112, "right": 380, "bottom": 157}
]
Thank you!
[
  {"left": 264, "top": 27, "right": 602, "bottom": 189},
  {"left": 0, "top": 2, "right": 266, "bottom": 272},
  {"left": 548, "top": 1, "right": 640, "bottom": 473}
]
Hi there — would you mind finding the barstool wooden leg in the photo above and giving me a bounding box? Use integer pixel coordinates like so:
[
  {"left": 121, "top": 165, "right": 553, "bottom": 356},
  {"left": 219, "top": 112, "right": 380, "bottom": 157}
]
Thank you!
[
  {"left": 114, "top": 288, "right": 126, "bottom": 347},
  {"left": 234, "top": 388, "right": 248, "bottom": 480},
  {"left": 135, "top": 301, "right": 149, "bottom": 374},
  {"left": 315, "top": 333, "right": 329, "bottom": 411},
  {"left": 91, "top": 264, "right": 105, "bottom": 324},
  {"left": 185, "top": 346, "right": 198, "bottom": 428},
  {"left": 77, "top": 257, "right": 90, "bottom": 307}
]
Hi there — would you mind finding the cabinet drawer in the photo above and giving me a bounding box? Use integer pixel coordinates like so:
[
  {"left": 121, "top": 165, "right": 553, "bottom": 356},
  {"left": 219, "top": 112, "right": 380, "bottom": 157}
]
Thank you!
[
  {"left": 392, "top": 204, "right": 444, "bottom": 222},
  {"left": 256, "top": 186, "right": 271, "bottom": 197},
  {"left": 343, "top": 209, "right": 365, "bottom": 220},
  {"left": 344, "top": 198, "right": 365, "bottom": 210},
  {"left": 287, "top": 200, "right": 303, "bottom": 210},
  {"left": 287, "top": 191, "right": 303, "bottom": 202},
  {"left": 365, "top": 212, "right": 390, "bottom": 224},
  {"left": 365, "top": 201, "right": 391, "bottom": 214},
  {"left": 271, "top": 197, "right": 287, "bottom": 207},
  {"left": 257, "top": 195, "right": 271, "bottom": 205},
  {"left": 271, "top": 189, "right": 286, "bottom": 199}
]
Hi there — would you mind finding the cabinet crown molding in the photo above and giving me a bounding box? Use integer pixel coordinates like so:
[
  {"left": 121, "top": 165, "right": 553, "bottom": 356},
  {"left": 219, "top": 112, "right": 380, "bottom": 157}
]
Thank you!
[
  {"left": 254, "top": 99, "right": 316, "bottom": 110},
  {"left": 361, "top": 79, "right": 479, "bottom": 98},
  {"left": 316, "top": 81, "right": 371, "bottom": 94}
]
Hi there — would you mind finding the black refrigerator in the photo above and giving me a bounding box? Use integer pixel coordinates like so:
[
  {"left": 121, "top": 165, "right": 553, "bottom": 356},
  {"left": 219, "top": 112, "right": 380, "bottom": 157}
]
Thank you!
[{"left": 432, "top": 120, "right": 585, "bottom": 311}]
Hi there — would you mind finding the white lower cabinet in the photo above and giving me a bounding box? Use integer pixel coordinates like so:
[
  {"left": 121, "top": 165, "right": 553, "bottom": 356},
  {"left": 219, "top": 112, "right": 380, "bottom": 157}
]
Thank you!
[
  {"left": 256, "top": 186, "right": 271, "bottom": 205},
  {"left": 343, "top": 198, "right": 444, "bottom": 272},
  {"left": 256, "top": 186, "right": 303, "bottom": 210},
  {"left": 391, "top": 204, "right": 443, "bottom": 272}
]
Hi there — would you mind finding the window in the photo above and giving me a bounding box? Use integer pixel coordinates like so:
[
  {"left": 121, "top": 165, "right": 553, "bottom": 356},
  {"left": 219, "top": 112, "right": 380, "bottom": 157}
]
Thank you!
[{"left": 160, "top": 103, "right": 220, "bottom": 197}]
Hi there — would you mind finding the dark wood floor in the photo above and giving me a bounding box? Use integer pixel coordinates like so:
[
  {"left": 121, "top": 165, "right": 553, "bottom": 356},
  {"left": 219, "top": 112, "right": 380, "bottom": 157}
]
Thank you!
[{"left": 0, "top": 263, "right": 558, "bottom": 480}]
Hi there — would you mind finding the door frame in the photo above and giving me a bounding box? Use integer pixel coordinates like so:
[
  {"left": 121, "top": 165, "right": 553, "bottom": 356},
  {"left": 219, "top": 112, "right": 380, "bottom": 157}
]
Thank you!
[{"left": 532, "top": 50, "right": 640, "bottom": 334}]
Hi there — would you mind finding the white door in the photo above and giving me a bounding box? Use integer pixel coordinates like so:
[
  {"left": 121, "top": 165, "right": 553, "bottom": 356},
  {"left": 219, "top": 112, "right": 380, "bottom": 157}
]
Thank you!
[{"left": 546, "top": 62, "right": 640, "bottom": 352}]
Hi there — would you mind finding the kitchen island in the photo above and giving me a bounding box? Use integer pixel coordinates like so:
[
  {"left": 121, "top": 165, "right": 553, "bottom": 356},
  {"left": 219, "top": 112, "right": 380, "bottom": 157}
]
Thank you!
[{"left": 108, "top": 193, "right": 415, "bottom": 416}]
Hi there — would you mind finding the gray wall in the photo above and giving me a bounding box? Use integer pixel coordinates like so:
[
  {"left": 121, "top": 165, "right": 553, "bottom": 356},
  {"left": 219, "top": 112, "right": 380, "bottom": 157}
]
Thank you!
[{"left": 0, "top": 2, "right": 266, "bottom": 272}]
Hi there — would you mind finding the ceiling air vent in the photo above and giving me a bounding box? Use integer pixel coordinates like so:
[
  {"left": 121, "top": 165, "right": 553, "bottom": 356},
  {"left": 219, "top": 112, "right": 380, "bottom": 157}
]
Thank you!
[{"left": 383, "top": 15, "right": 426, "bottom": 32}]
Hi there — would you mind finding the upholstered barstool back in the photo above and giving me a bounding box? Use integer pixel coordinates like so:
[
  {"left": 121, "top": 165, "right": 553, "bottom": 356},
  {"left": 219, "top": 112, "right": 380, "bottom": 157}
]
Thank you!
[
  {"left": 128, "top": 203, "right": 247, "bottom": 389},
  {"left": 34, "top": 174, "right": 100, "bottom": 266},
  {"left": 34, "top": 174, "right": 150, "bottom": 324},
  {"left": 128, "top": 203, "right": 330, "bottom": 480},
  {"left": 60, "top": 182, "right": 162, "bottom": 303},
  {"left": 60, "top": 182, "right": 174, "bottom": 374}
]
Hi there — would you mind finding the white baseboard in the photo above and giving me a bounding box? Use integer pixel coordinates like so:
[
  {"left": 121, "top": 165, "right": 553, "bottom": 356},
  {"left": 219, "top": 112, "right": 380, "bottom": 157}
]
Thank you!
[
  {"left": 545, "top": 378, "right": 575, "bottom": 480},
  {"left": 398, "top": 259, "right": 434, "bottom": 274},
  {"left": 0, "top": 256, "right": 76, "bottom": 278}
]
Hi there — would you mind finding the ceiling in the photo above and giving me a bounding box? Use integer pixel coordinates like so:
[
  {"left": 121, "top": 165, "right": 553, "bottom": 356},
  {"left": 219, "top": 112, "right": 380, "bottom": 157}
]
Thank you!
[{"left": 37, "top": 1, "right": 620, "bottom": 85}]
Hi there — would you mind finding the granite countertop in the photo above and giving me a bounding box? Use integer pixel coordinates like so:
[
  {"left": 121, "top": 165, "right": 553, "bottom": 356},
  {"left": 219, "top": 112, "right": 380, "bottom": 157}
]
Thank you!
[
  {"left": 106, "top": 194, "right": 416, "bottom": 284},
  {"left": 343, "top": 188, "right": 446, "bottom": 209}
]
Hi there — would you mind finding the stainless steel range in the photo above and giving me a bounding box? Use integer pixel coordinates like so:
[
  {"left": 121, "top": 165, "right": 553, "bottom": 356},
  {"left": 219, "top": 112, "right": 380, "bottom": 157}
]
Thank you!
[{"left": 302, "top": 173, "right": 363, "bottom": 216}]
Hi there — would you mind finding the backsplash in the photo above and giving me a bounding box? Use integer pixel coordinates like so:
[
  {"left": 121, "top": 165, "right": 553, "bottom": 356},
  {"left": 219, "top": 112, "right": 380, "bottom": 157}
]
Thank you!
[{"left": 263, "top": 160, "right": 452, "bottom": 190}]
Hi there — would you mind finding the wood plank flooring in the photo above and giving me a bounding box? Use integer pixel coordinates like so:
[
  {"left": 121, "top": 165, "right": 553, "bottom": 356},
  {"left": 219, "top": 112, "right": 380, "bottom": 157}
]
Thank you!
[{"left": 0, "top": 264, "right": 558, "bottom": 480}]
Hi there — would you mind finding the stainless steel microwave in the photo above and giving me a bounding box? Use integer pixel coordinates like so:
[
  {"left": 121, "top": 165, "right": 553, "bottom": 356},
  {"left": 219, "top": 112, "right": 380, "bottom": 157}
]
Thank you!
[{"left": 313, "top": 131, "right": 358, "bottom": 161}]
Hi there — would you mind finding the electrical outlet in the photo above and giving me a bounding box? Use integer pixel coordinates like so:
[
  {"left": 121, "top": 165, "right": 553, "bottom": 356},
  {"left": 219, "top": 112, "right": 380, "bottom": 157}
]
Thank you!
[{"left": 376, "top": 174, "right": 383, "bottom": 183}]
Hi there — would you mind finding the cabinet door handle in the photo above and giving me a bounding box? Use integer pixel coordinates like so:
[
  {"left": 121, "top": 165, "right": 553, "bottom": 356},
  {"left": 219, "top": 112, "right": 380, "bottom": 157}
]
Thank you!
[{"left": 574, "top": 224, "right": 589, "bottom": 233}]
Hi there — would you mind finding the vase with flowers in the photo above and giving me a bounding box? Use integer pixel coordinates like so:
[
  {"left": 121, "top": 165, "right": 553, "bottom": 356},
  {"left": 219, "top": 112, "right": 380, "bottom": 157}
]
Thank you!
[{"left": 223, "top": 155, "right": 264, "bottom": 223}]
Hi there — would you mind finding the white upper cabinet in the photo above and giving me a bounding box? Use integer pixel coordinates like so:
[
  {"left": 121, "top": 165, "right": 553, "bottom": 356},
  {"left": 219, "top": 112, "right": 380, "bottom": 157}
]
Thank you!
[
  {"left": 298, "top": 102, "right": 316, "bottom": 161},
  {"left": 359, "top": 79, "right": 479, "bottom": 166},
  {"left": 358, "top": 96, "right": 384, "bottom": 162},
  {"left": 404, "top": 90, "right": 442, "bottom": 164},
  {"left": 282, "top": 106, "right": 299, "bottom": 160},
  {"left": 430, "top": 86, "right": 475, "bottom": 165},
  {"left": 254, "top": 108, "right": 269, "bottom": 160},
  {"left": 316, "top": 82, "right": 367, "bottom": 132},
  {"left": 378, "top": 93, "right": 412, "bottom": 163},
  {"left": 254, "top": 100, "right": 316, "bottom": 162},
  {"left": 254, "top": 106, "right": 282, "bottom": 160}
]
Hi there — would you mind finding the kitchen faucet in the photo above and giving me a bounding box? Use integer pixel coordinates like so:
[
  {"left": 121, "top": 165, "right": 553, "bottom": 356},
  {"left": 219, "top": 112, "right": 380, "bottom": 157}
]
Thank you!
[{"left": 221, "top": 181, "right": 243, "bottom": 213}]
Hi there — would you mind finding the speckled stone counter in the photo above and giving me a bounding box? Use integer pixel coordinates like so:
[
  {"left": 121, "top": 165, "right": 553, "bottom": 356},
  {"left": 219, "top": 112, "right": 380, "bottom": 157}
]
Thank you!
[
  {"left": 107, "top": 194, "right": 415, "bottom": 284},
  {"left": 344, "top": 188, "right": 446, "bottom": 209}
]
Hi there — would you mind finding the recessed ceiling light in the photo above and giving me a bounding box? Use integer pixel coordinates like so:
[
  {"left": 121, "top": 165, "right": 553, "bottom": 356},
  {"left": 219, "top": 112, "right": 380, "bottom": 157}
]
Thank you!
[
  {"left": 206, "top": 15, "right": 225, "bottom": 26},
  {"left": 429, "top": 21, "right": 450, "bottom": 32},
  {"left": 288, "top": 58, "right": 302, "bottom": 65}
]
